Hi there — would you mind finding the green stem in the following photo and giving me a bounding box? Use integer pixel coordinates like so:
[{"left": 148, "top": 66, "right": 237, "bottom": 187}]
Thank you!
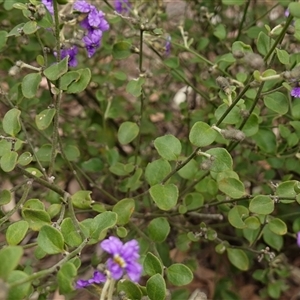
[
  {"left": 0, "top": 179, "right": 32, "bottom": 226},
  {"left": 235, "top": 0, "right": 251, "bottom": 41},
  {"left": 49, "top": 0, "right": 62, "bottom": 176},
  {"left": 9, "top": 238, "right": 89, "bottom": 288}
]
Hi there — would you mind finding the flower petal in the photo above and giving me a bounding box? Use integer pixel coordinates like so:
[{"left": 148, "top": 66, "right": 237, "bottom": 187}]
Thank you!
[{"left": 101, "top": 236, "right": 123, "bottom": 255}]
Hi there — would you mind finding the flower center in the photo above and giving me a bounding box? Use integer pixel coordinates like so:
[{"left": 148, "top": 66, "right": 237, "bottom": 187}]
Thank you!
[{"left": 113, "top": 254, "right": 127, "bottom": 268}]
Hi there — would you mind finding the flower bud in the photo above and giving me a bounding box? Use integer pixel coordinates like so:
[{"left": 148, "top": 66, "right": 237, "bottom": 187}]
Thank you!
[
  {"left": 221, "top": 129, "right": 245, "bottom": 141},
  {"left": 232, "top": 50, "right": 245, "bottom": 59},
  {"left": 9, "top": 65, "right": 20, "bottom": 76},
  {"left": 216, "top": 76, "right": 231, "bottom": 95},
  {"left": 244, "top": 52, "right": 264, "bottom": 69}
]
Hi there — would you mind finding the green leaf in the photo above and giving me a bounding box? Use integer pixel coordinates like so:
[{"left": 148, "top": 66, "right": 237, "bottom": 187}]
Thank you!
[
  {"left": 183, "top": 193, "right": 204, "bottom": 211},
  {"left": 71, "top": 190, "right": 93, "bottom": 209},
  {"left": 35, "top": 108, "right": 56, "bottom": 130},
  {"left": 37, "top": 225, "right": 65, "bottom": 254},
  {"left": 7, "top": 270, "right": 31, "bottom": 300},
  {"left": 244, "top": 216, "right": 261, "bottom": 230},
  {"left": 21, "top": 73, "right": 42, "bottom": 98},
  {"left": 289, "top": 2, "right": 300, "bottom": 18},
  {"left": 276, "top": 180, "right": 297, "bottom": 203},
  {"left": 257, "top": 31, "right": 274, "bottom": 56},
  {"left": 60, "top": 71, "right": 80, "bottom": 90},
  {"left": 3, "top": 108, "right": 21, "bottom": 136},
  {"left": 22, "top": 208, "right": 51, "bottom": 231},
  {"left": 0, "top": 246, "right": 23, "bottom": 280},
  {"left": 0, "top": 30, "right": 7, "bottom": 51},
  {"left": 57, "top": 262, "right": 77, "bottom": 294},
  {"left": 6, "top": 221, "right": 29, "bottom": 245},
  {"left": 177, "top": 159, "right": 198, "bottom": 180},
  {"left": 214, "top": 23, "right": 226, "bottom": 40},
  {"left": 215, "top": 104, "right": 241, "bottom": 124},
  {"left": 243, "top": 114, "right": 259, "bottom": 137},
  {"left": 35, "top": 144, "right": 52, "bottom": 162},
  {"left": 146, "top": 274, "right": 166, "bottom": 300},
  {"left": 64, "top": 144, "right": 80, "bottom": 161},
  {"left": 147, "top": 217, "right": 170, "bottom": 242},
  {"left": 0, "top": 151, "right": 18, "bottom": 172},
  {"left": 145, "top": 159, "right": 171, "bottom": 186},
  {"left": 18, "top": 152, "right": 33, "bottom": 166},
  {"left": 189, "top": 121, "right": 217, "bottom": 147},
  {"left": 222, "top": 0, "right": 245, "bottom": 5},
  {"left": 126, "top": 78, "right": 145, "bottom": 97},
  {"left": 263, "top": 224, "right": 283, "bottom": 251},
  {"left": 43, "top": 57, "right": 69, "bottom": 81},
  {"left": 117, "top": 280, "right": 142, "bottom": 300},
  {"left": 275, "top": 49, "right": 290, "bottom": 65},
  {"left": 109, "top": 162, "right": 134, "bottom": 176},
  {"left": 164, "top": 57, "right": 179, "bottom": 69},
  {"left": 228, "top": 205, "right": 249, "bottom": 229},
  {"left": 149, "top": 184, "right": 178, "bottom": 211},
  {"left": 0, "top": 189, "right": 11, "bottom": 205},
  {"left": 252, "top": 129, "right": 276, "bottom": 154},
  {"left": 249, "top": 195, "right": 274, "bottom": 215},
  {"left": 264, "top": 92, "right": 288, "bottom": 115},
  {"left": 118, "top": 121, "right": 139, "bottom": 145},
  {"left": 166, "top": 263, "right": 193, "bottom": 286},
  {"left": 218, "top": 177, "right": 245, "bottom": 199},
  {"left": 154, "top": 135, "right": 182, "bottom": 161},
  {"left": 113, "top": 198, "right": 135, "bottom": 225},
  {"left": 61, "top": 217, "right": 82, "bottom": 247},
  {"left": 112, "top": 41, "right": 132, "bottom": 60},
  {"left": 268, "top": 218, "right": 287, "bottom": 235},
  {"left": 66, "top": 68, "right": 91, "bottom": 93},
  {"left": 23, "top": 20, "right": 38, "bottom": 34},
  {"left": 227, "top": 248, "right": 249, "bottom": 271},
  {"left": 144, "top": 253, "right": 163, "bottom": 277},
  {"left": 206, "top": 148, "right": 233, "bottom": 172},
  {"left": 91, "top": 211, "right": 118, "bottom": 241}
]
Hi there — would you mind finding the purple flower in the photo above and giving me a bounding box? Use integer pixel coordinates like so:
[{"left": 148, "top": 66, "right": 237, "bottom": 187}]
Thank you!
[
  {"left": 42, "top": 0, "right": 54, "bottom": 14},
  {"left": 83, "top": 31, "right": 102, "bottom": 57},
  {"left": 297, "top": 232, "right": 300, "bottom": 247},
  {"left": 291, "top": 87, "right": 300, "bottom": 98},
  {"left": 73, "top": 0, "right": 91, "bottom": 13},
  {"left": 100, "top": 237, "right": 142, "bottom": 282},
  {"left": 76, "top": 271, "right": 106, "bottom": 289},
  {"left": 285, "top": 9, "right": 289, "bottom": 18},
  {"left": 57, "top": 46, "right": 79, "bottom": 67},
  {"left": 165, "top": 36, "right": 171, "bottom": 56},
  {"left": 115, "top": 0, "right": 131, "bottom": 14}
]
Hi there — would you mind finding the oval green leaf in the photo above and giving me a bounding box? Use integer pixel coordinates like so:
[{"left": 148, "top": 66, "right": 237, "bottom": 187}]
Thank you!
[
  {"left": 37, "top": 225, "right": 65, "bottom": 254},
  {"left": 249, "top": 195, "right": 274, "bottom": 215},
  {"left": 227, "top": 248, "right": 249, "bottom": 271},
  {"left": 3, "top": 108, "right": 21, "bottom": 136},
  {"left": 147, "top": 217, "right": 170, "bottom": 242},
  {"left": 146, "top": 274, "right": 166, "bottom": 300},
  {"left": 6, "top": 221, "right": 29, "bottom": 245},
  {"left": 0, "top": 151, "right": 18, "bottom": 172},
  {"left": 22, "top": 73, "right": 42, "bottom": 98},
  {"left": 113, "top": 198, "right": 135, "bottom": 225},
  {"left": 154, "top": 135, "right": 182, "bottom": 161},
  {"left": 118, "top": 121, "right": 139, "bottom": 145},
  {"left": 35, "top": 108, "right": 56, "bottom": 131},
  {"left": 218, "top": 177, "right": 245, "bottom": 199},
  {"left": 149, "top": 184, "right": 178, "bottom": 211},
  {"left": 166, "top": 263, "right": 193, "bottom": 286},
  {"left": 189, "top": 121, "right": 217, "bottom": 147}
]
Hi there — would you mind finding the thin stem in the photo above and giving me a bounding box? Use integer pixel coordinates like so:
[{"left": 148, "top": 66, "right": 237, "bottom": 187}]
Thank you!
[
  {"left": 0, "top": 180, "right": 32, "bottom": 226},
  {"left": 235, "top": 0, "right": 251, "bottom": 41},
  {"left": 49, "top": 0, "right": 63, "bottom": 176},
  {"left": 9, "top": 238, "right": 89, "bottom": 288}
]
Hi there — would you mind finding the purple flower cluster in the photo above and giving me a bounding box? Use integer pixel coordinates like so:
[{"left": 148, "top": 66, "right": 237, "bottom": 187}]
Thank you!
[
  {"left": 115, "top": 0, "right": 131, "bottom": 14},
  {"left": 297, "top": 232, "right": 300, "bottom": 247},
  {"left": 76, "top": 270, "right": 106, "bottom": 289},
  {"left": 42, "top": 0, "right": 109, "bottom": 66},
  {"left": 76, "top": 237, "right": 142, "bottom": 289},
  {"left": 73, "top": 0, "right": 109, "bottom": 58},
  {"left": 291, "top": 87, "right": 300, "bottom": 98},
  {"left": 100, "top": 236, "right": 142, "bottom": 282}
]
